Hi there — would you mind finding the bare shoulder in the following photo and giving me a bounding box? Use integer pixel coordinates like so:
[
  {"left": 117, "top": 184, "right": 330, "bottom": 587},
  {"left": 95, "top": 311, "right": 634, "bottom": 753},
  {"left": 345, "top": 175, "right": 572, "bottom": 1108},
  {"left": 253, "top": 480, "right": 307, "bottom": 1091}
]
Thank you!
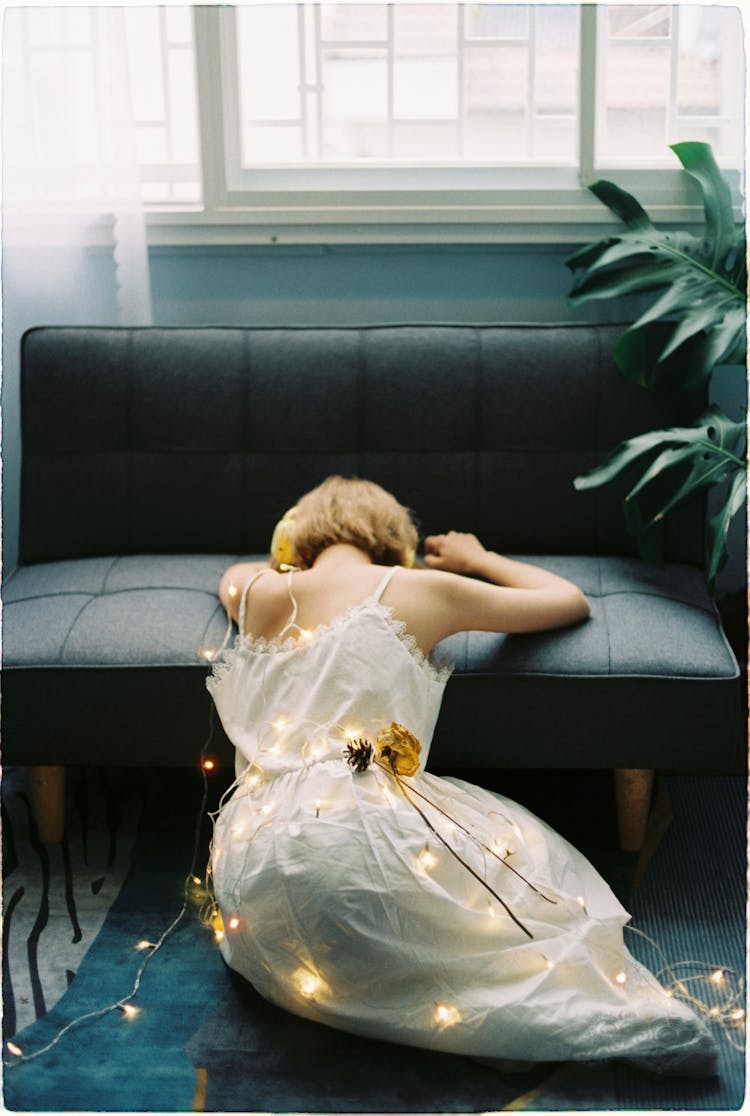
[{"left": 218, "top": 562, "right": 278, "bottom": 621}]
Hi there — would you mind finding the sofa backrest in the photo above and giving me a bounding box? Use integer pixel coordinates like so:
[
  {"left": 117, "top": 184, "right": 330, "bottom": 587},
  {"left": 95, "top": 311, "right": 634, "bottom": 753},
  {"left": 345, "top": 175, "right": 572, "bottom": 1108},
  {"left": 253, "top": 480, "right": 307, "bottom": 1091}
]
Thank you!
[{"left": 19, "top": 324, "right": 708, "bottom": 565}]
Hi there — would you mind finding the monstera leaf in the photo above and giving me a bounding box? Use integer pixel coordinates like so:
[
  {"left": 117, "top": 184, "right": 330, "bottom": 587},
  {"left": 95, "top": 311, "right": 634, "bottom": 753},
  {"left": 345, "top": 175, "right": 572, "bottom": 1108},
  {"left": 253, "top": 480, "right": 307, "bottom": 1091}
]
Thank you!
[
  {"left": 566, "top": 142, "right": 746, "bottom": 390},
  {"left": 574, "top": 407, "right": 746, "bottom": 590}
]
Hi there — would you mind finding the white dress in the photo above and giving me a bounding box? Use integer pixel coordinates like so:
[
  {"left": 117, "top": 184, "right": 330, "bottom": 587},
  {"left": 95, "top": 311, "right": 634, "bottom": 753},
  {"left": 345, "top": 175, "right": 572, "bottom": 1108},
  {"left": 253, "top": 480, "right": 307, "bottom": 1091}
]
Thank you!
[{"left": 207, "top": 567, "right": 717, "bottom": 1075}]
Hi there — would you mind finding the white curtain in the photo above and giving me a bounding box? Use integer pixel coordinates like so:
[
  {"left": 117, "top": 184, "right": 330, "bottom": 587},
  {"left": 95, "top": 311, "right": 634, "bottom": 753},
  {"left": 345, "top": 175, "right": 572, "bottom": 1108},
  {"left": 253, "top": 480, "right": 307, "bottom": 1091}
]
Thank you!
[
  {"left": 2, "top": 5, "right": 152, "bottom": 571},
  {"left": 2, "top": 4, "right": 152, "bottom": 322}
]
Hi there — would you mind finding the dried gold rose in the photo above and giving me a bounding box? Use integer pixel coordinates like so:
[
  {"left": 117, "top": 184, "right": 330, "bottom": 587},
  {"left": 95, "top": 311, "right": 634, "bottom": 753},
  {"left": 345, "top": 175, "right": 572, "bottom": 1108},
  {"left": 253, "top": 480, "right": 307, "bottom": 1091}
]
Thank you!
[{"left": 375, "top": 723, "right": 422, "bottom": 777}]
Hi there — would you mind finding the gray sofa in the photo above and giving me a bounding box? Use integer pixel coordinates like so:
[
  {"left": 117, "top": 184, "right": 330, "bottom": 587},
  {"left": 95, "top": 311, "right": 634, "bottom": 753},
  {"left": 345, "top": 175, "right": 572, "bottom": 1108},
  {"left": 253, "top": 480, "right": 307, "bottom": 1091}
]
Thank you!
[{"left": 2, "top": 324, "right": 741, "bottom": 847}]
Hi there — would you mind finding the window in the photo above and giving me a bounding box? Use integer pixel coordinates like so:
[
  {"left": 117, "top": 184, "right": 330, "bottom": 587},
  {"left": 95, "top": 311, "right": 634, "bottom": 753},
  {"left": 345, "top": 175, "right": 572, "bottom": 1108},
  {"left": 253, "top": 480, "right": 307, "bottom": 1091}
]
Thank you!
[
  {"left": 2, "top": 5, "right": 201, "bottom": 209},
  {"left": 4, "top": 3, "right": 745, "bottom": 243},
  {"left": 231, "top": 4, "right": 580, "bottom": 168},
  {"left": 124, "top": 7, "right": 202, "bottom": 205}
]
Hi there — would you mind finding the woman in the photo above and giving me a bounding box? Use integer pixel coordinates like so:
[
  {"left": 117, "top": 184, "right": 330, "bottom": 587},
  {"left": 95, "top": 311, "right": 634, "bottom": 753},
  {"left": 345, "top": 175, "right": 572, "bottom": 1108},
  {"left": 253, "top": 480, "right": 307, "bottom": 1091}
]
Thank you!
[{"left": 207, "top": 476, "right": 716, "bottom": 1076}]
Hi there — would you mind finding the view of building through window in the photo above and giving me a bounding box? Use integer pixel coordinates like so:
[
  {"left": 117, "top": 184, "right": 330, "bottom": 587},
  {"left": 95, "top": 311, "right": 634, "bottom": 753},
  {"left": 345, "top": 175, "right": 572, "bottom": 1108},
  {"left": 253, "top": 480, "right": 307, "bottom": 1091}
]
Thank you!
[
  {"left": 235, "top": 3, "right": 743, "bottom": 171},
  {"left": 237, "top": 3, "right": 580, "bottom": 166},
  {"left": 3, "top": 4, "right": 745, "bottom": 211}
]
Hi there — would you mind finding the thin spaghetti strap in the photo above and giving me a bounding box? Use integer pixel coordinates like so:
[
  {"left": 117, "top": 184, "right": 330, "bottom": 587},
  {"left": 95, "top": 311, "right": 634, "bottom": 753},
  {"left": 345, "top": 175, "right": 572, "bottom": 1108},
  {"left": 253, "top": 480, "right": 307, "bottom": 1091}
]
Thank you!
[
  {"left": 278, "top": 568, "right": 301, "bottom": 640},
  {"left": 238, "top": 567, "right": 274, "bottom": 637},
  {"left": 372, "top": 566, "right": 398, "bottom": 603}
]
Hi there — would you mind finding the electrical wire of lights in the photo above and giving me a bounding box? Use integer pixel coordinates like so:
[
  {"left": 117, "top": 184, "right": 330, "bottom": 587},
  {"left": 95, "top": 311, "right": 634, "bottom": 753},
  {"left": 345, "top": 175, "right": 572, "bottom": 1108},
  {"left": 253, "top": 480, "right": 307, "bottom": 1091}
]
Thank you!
[{"left": 3, "top": 705, "right": 219, "bottom": 1069}]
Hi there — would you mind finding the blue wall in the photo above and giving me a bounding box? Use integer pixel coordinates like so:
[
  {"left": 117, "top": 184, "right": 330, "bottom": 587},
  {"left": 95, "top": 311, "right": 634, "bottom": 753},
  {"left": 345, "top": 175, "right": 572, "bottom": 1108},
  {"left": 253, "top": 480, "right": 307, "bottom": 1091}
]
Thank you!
[
  {"left": 3, "top": 242, "right": 746, "bottom": 592},
  {"left": 148, "top": 243, "right": 597, "bottom": 327}
]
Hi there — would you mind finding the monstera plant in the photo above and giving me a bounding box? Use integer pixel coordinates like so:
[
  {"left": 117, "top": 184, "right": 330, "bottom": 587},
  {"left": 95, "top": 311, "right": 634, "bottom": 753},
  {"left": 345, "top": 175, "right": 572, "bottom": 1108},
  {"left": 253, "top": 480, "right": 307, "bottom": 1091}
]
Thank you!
[{"left": 566, "top": 142, "right": 746, "bottom": 591}]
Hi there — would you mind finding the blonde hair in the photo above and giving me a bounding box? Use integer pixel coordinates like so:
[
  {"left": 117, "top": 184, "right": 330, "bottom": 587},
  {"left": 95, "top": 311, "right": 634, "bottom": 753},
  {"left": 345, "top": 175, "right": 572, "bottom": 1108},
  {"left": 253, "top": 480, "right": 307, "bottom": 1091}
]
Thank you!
[{"left": 277, "top": 476, "right": 418, "bottom": 570}]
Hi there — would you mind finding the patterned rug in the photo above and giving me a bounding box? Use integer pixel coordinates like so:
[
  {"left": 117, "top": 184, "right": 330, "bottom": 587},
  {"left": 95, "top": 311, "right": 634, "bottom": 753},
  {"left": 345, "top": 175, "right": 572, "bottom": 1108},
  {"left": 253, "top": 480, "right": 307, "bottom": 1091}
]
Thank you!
[{"left": 2, "top": 766, "right": 746, "bottom": 1112}]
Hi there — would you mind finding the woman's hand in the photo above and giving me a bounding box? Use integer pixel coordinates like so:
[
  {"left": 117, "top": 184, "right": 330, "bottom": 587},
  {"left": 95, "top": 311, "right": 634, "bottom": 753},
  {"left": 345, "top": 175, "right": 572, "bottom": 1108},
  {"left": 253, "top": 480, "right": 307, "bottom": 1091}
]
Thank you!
[{"left": 423, "top": 532, "right": 489, "bottom": 576}]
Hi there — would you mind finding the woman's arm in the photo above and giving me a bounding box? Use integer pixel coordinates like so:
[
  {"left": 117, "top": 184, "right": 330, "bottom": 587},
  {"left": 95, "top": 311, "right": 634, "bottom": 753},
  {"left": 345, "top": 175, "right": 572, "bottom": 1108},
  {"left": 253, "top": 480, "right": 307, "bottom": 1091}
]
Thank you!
[{"left": 421, "top": 532, "right": 591, "bottom": 637}]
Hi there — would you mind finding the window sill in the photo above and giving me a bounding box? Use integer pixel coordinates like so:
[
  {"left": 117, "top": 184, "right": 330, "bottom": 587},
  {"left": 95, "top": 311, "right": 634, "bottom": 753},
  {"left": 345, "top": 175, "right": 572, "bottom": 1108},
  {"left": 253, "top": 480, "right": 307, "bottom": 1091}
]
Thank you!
[{"left": 145, "top": 167, "right": 742, "bottom": 245}]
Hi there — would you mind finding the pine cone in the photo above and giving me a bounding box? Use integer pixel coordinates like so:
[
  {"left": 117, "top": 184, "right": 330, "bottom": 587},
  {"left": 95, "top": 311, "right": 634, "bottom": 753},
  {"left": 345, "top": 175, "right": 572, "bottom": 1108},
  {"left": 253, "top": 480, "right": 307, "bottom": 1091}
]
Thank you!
[{"left": 344, "top": 739, "right": 373, "bottom": 773}]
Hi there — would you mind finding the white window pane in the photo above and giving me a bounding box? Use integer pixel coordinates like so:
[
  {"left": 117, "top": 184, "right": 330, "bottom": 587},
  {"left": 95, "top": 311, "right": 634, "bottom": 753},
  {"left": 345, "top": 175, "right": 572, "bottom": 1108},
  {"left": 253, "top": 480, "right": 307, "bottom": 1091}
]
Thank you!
[
  {"left": 173, "top": 180, "right": 202, "bottom": 202},
  {"left": 136, "top": 125, "right": 167, "bottom": 164},
  {"left": 168, "top": 51, "right": 200, "bottom": 162},
  {"left": 675, "top": 5, "right": 745, "bottom": 162},
  {"left": 393, "top": 6, "right": 457, "bottom": 121},
  {"left": 237, "top": 6, "right": 301, "bottom": 122},
  {"left": 322, "top": 49, "right": 387, "bottom": 126},
  {"left": 597, "top": 4, "right": 744, "bottom": 167},
  {"left": 535, "top": 5, "right": 578, "bottom": 116},
  {"left": 33, "top": 53, "right": 98, "bottom": 164},
  {"left": 125, "top": 9, "right": 165, "bottom": 120},
  {"left": 464, "top": 46, "right": 526, "bottom": 157},
  {"left": 244, "top": 125, "right": 303, "bottom": 164},
  {"left": 141, "top": 181, "right": 171, "bottom": 202},
  {"left": 165, "top": 7, "right": 193, "bottom": 45},
  {"left": 320, "top": 4, "right": 387, "bottom": 40},
  {"left": 466, "top": 4, "right": 529, "bottom": 41},
  {"left": 394, "top": 3, "right": 457, "bottom": 57},
  {"left": 28, "top": 7, "right": 91, "bottom": 46},
  {"left": 395, "top": 55, "right": 458, "bottom": 120},
  {"left": 393, "top": 121, "right": 458, "bottom": 160},
  {"left": 603, "top": 42, "right": 670, "bottom": 159},
  {"left": 533, "top": 119, "right": 577, "bottom": 159},
  {"left": 608, "top": 5, "right": 671, "bottom": 39}
]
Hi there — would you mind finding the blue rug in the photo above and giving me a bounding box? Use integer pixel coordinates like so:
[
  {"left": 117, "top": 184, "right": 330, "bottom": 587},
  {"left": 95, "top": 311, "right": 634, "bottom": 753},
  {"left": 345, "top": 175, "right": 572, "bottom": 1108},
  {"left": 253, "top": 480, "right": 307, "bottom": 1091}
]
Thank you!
[{"left": 3, "top": 770, "right": 746, "bottom": 1112}]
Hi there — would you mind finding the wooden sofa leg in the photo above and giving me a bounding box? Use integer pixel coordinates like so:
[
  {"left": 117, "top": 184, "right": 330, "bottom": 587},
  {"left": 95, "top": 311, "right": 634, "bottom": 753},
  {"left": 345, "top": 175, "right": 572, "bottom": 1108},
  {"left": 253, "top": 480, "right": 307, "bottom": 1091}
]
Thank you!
[
  {"left": 29, "top": 765, "right": 66, "bottom": 844},
  {"left": 614, "top": 768, "right": 654, "bottom": 852}
]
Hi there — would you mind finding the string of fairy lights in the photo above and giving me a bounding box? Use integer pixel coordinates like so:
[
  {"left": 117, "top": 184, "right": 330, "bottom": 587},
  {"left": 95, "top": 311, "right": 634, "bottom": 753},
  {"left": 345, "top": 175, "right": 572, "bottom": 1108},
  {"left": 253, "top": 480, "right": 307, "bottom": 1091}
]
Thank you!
[
  {"left": 3, "top": 607, "right": 746, "bottom": 1066},
  {"left": 3, "top": 706, "right": 218, "bottom": 1069}
]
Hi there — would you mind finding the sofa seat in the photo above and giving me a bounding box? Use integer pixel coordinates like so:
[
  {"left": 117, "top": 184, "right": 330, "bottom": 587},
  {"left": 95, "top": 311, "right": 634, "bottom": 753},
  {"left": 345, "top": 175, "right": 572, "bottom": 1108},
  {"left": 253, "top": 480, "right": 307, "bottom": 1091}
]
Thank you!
[{"left": 3, "top": 553, "right": 739, "bottom": 772}]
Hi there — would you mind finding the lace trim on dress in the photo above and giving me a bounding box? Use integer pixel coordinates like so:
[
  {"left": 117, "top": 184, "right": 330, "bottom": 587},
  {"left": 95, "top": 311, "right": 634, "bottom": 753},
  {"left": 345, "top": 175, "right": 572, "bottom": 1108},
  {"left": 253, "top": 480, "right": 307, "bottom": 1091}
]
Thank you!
[{"left": 206, "top": 597, "right": 453, "bottom": 688}]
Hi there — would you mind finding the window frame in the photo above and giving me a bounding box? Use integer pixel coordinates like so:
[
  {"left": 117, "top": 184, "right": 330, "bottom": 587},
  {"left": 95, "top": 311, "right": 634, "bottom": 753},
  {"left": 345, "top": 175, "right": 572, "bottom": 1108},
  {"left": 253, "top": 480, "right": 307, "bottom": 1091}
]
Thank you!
[{"left": 145, "top": 3, "right": 745, "bottom": 247}]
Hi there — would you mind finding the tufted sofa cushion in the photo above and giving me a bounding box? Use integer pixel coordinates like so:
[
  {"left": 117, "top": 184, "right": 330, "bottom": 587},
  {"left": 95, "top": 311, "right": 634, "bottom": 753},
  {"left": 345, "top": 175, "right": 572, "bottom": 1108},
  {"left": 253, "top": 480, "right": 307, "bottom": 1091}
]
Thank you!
[{"left": 2, "top": 553, "right": 739, "bottom": 771}]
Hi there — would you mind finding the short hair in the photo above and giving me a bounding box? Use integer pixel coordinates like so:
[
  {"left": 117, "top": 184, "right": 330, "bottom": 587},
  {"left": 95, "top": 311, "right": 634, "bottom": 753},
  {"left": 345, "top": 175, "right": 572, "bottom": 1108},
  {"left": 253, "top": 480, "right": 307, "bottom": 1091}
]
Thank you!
[{"left": 283, "top": 476, "right": 418, "bottom": 569}]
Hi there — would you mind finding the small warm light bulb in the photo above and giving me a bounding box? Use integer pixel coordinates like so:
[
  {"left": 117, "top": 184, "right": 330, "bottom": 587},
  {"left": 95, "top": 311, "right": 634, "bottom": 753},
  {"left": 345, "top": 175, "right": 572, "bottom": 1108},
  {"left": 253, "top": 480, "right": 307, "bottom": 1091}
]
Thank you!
[
  {"left": 299, "top": 629, "right": 313, "bottom": 641},
  {"left": 710, "top": 969, "right": 725, "bottom": 985},
  {"left": 6, "top": 1042, "right": 23, "bottom": 1057},
  {"left": 214, "top": 929, "right": 225, "bottom": 943},
  {"left": 730, "top": 1008, "right": 745, "bottom": 1021},
  {"left": 344, "top": 728, "right": 360, "bottom": 741},
  {"left": 709, "top": 1006, "right": 721, "bottom": 1017},
  {"left": 487, "top": 903, "right": 496, "bottom": 919},
  {"left": 272, "top": 718, "right": 287, "bottom": 731},
  {"left": 260, "top": 804, "right": 273, "bottom": 815},
  {"left": 119, "top": 1003, "right": 140, "bottom": 1019},
  {"left": 615, "top": 971, "right": 627, "bottom": 985},
  {"left": 228, "top": 917, "right": 240, "bottom": 930},
  {"left": 227, "top": 583, "right": 238, "bottom": 598},
  {"left": 294, "top": 969, "right": 323, "bottom": 998},
  {"left": 203, "top": 759, "right": 216, "bottom": 771},
  {"left": 434, "top": 1003, "right": 461, "bottom": 1028},
  {"left": 199, "top": 646, "right": 218, "bottom": 662},
  {"left": 417, "top": 847, "right": 438, "bottom": 871},
  {"left": 135, "top": 940, "right": 154, "bottom": 951},
  {"left": 191, "top": 875, "right": 202, "bottom": 885},
  {"left": 576, "top": 895, "right": 586, "bottom": 908},
  {"left": 512, "top": 823, "right": 523, "bottom": 839}
]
